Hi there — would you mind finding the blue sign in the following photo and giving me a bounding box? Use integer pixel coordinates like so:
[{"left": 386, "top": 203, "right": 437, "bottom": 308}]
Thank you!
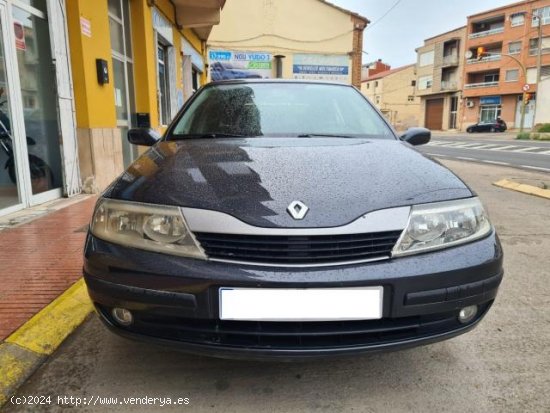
[
  {"left": 209, "top": 51, "right": 232, "bottom": 61},
  {"left": 480, "top": 96, "right": 501, "bottom": 105},
  {"left": 292, "top": 65, "right": 349, "bottom": 75}
]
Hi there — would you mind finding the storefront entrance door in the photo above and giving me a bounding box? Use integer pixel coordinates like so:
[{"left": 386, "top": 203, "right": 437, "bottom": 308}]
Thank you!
[
  {"left": 0, "top": 3, "right": 23, "bottom": 213},
  {"left": 0, "top": 0, "right": 65, "bottom": 216}
]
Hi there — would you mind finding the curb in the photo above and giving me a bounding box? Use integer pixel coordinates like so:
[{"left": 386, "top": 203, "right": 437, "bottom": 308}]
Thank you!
[
  {"left": 493, "top": 179, "right": 550, "bottom": 200},
  {"left": 0, "top": 279, "right": 92, "bottom": 407}
]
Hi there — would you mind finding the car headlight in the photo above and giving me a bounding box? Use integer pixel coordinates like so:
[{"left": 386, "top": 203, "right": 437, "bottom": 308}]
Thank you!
[
  {"left": 90, "top": 198, "right": 206, "bottom": 259},
  {"left": 392, "top": 197, "right": 492, "bottom": 257}
]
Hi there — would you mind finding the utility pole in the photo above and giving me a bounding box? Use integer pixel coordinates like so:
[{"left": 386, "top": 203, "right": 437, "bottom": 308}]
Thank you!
[{"left": 531, "top": 10, "right": 543, "bottom": 129}]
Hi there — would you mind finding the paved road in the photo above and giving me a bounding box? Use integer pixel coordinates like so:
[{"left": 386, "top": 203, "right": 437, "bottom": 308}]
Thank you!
[
  {"left": 418, "top": 133, "right": 550, "bottom": 173},
  {"left": 3, "top": 160, "right": 549, "bottom": 413}
]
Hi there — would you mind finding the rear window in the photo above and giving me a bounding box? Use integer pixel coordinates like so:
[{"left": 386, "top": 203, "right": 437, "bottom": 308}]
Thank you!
[{"left": 169, "top": 82, "right": 394, "bottom": 139}]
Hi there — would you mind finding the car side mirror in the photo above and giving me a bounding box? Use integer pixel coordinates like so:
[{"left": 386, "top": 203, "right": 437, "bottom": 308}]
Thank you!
[
  {"left": 127, "top": 128, "right": 161, "bottom": 146},
  {"left": 399, "top": 127, "right": 431, "bottom": 146}
]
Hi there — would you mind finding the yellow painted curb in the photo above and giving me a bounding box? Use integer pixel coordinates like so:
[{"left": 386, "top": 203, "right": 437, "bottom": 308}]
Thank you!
[
  {"left": 5, "top": 279, "right": 92, "bottom": 355},
  {"left": 493, "top": 179, "right": 550, "bottom": 200},
  {"left": 0, "top": 278, "right": 92, "bottom": 406}
]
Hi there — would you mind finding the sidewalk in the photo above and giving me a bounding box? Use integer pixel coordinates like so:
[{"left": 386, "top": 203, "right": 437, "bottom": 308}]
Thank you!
[{"left": 0, "top": 196, "right": 96, "bottom": 340}]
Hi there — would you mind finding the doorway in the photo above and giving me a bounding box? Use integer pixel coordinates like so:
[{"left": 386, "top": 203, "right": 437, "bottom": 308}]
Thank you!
[
  {"left": 425, "top": 98, "right": 444, "bottom": 130},
  {"left": 0, "top": 1, "right": 64, "bottom": 216}
]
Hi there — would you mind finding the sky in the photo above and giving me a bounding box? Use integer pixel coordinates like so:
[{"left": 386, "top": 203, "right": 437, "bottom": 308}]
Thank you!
[{"left": 330, "top": 0, "right": 519, "bottom": 68}]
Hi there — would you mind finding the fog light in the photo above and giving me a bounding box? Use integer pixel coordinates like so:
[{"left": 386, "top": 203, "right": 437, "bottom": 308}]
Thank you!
[
  {"left": 458, "top": 305, "right": 478, "bottom": 324},
  {"left": 112, "top": 307, "right": 133, "bottom": 326}
]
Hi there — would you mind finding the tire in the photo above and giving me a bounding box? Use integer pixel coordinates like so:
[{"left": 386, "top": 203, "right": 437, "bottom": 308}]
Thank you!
[
  {"left": 490, "top": 127, "right": 496, "bottom": 133},
  {"left": 29, "top": 155, "right": 54, "bottom": 193},
  {"left": 6, "top": 154, "right": 54, "bottom": 192},
  {"left": 6, "top": 158, "right": 16, "bottom": 184},
  {"left": 467, "top": 128, "right": 473, "bottom": 133}
]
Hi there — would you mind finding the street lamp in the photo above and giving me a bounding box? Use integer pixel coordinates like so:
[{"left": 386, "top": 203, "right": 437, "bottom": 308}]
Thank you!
[{"left": 470, "top": 50, "right": 529, "bottom": 134}]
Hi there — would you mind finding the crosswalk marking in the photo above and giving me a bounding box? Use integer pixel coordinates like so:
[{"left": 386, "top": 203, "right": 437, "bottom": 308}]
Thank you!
[
  {"left": 514, "top": 146, "right": 541, "bottom": 152},
  {"left": 427, "top": 140, "right": 550, "bottom": 155}
]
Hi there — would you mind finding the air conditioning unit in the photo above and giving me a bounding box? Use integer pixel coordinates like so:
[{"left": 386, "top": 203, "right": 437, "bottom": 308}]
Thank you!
[{"left": 466, "top": 100, "right": 475, "bottom": 108}]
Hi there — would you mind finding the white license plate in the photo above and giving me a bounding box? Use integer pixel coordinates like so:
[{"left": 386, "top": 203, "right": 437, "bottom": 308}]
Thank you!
[{"left": 219, "top": 287, "right": 383, "bottom": 321}]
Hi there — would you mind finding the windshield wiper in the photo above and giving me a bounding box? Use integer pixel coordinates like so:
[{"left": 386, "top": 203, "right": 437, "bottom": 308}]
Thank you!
[
  {"left": 297, "top": 133, "right": 358, "bottom": 139},
  {"left": 170, "top": 133, "right": 249, "bottom": 140}
]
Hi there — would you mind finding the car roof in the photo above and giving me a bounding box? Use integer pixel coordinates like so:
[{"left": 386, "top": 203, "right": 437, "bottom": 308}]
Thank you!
[{"left": 208, "top": 79, "right": 355, "bottom": 87}]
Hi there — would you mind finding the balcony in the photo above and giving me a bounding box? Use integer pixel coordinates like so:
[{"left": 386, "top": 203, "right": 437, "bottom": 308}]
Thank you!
[
  {"left": 467, "top": 54, "right": 502, "bottom": 64},
  {"left": 469, "top": 27, "right": 504, "bottom": 39},
  {"left": 441, "top": 81, "right": 458, "bottom": 91},
  {"left": 464, "top": 81, "right": 499, "bottom": 89},
  {"left": 442, "top": 54, "right": 459, "bottom": 67}
]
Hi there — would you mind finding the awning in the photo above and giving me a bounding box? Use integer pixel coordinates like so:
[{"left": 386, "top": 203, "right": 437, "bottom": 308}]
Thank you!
[{"left": 172, "top": 0, "right": 226, "bottom": 40}]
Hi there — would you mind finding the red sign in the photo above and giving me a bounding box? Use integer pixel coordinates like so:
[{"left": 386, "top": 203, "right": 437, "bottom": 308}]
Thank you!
[
  {"left": 522, "top": 84, "right": 531, "bottom": 92},
  {"left": 13, "top": 21, "right": 26, "bottom": 51}
]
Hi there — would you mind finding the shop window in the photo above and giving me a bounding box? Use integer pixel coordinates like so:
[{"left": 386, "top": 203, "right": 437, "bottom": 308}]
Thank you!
[
  {"left": 192, "top": 67, "right": 200, "bottom": 92},
  {"left": 157, "top": 42, "right": 171, "bottom": 125},
  {"left": 480, "top": 105, "right": 501, "bottom": 123},
  {"left": 109, "top": 0, "right": 136, "bottom": 167}
]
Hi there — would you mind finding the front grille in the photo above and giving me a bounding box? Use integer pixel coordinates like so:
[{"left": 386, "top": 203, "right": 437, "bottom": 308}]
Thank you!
[
  {"left": 123, "top": 308, "right": 486, "bottom": 350},
  {"left": 195, "top": 231, "right": 403, "bottom": 265}
]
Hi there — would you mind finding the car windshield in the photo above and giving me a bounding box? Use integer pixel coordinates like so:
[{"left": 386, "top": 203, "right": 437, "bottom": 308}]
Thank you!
[{"left": 169, "top": 82, "right": 394, "bottom": 139}]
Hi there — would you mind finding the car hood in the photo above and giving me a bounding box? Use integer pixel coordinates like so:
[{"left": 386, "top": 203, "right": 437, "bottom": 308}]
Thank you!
[{"left": 105, "top": 138, "right": 473, "bottom": 228}]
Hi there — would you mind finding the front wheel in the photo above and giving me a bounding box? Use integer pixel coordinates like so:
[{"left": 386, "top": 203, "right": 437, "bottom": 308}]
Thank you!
[{"left": 7, "top": 154, "right": 54, "bottom": 192}]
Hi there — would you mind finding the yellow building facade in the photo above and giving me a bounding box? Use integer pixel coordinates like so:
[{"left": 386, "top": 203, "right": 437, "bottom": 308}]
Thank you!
[
  {"left": 361, "top": 65, "right": 421, "bottom": 132},
  {"left": 67, "top": 0, "right": 224, "bottom": 193},
  {"left": 207, "top": 0, "right": 368, "bottom": 88}
]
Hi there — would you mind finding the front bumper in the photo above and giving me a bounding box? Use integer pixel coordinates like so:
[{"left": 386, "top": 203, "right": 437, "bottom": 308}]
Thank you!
[{"left": 84, "top": 232, "right": 503, "bottom": 360}]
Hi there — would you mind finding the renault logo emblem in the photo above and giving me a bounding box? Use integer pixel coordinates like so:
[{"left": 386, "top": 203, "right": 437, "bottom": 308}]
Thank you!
[{"left": 287, "top": 201, "right": 309, "bottom": 220}]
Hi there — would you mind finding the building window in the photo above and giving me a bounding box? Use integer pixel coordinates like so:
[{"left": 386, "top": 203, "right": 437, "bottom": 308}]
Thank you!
[
  {"left": 366, "top": 83, "right": 370, "bottom": 89},
  {"left": 510, "top": 12, "right": 525, "bottom": 27},
  {"left": 529, "top": 37, "right": 550, "bottom": 55},
  {"left": 508, "top": 41, "right": 522, "bottom": 55},
  {"left": 532, "top": 7, "right": 550, "bottom": 26},
  {"left": 505, "top": 69, "right": 519, "bottom": 82},
  {"left": 419, "top": 50, "right": 434, "bottom": 67},
  {"left": 480, "top": 105, "right": 501, "bottom": 123},
  {"left": 411, "top": 80, "right": 416, "bottom": 87},
  {"left": 407, "top": 95, "right": 415, "bottom": 102},
  {"left": 484, "top": 73, "right": 499, "bottom": 83},
  {"left": 157, "top": 42, "right": 170, "bottom": 125},
  {"left": 374, "top": 81, "right": 379, "bottom": 87},
  {"left": 527, "top": 65, "right": 550, "bottom": 82},
  {"left": 109, "top": 0, "right": 136, "bottom": 167},
  {"left": 375, "top": 95, "right": 381, "bottom": 104},
  {"left": 418, "top": 75, "right": 433, "bottom": 90}
]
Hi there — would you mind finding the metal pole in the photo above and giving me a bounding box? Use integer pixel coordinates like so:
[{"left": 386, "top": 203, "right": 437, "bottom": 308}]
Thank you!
[
  {"left": 531, "top": 11, "right": 543, "bottom": 130},
  {"left": 482, "top": 52, "right": 527, "bottom": 133}
]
